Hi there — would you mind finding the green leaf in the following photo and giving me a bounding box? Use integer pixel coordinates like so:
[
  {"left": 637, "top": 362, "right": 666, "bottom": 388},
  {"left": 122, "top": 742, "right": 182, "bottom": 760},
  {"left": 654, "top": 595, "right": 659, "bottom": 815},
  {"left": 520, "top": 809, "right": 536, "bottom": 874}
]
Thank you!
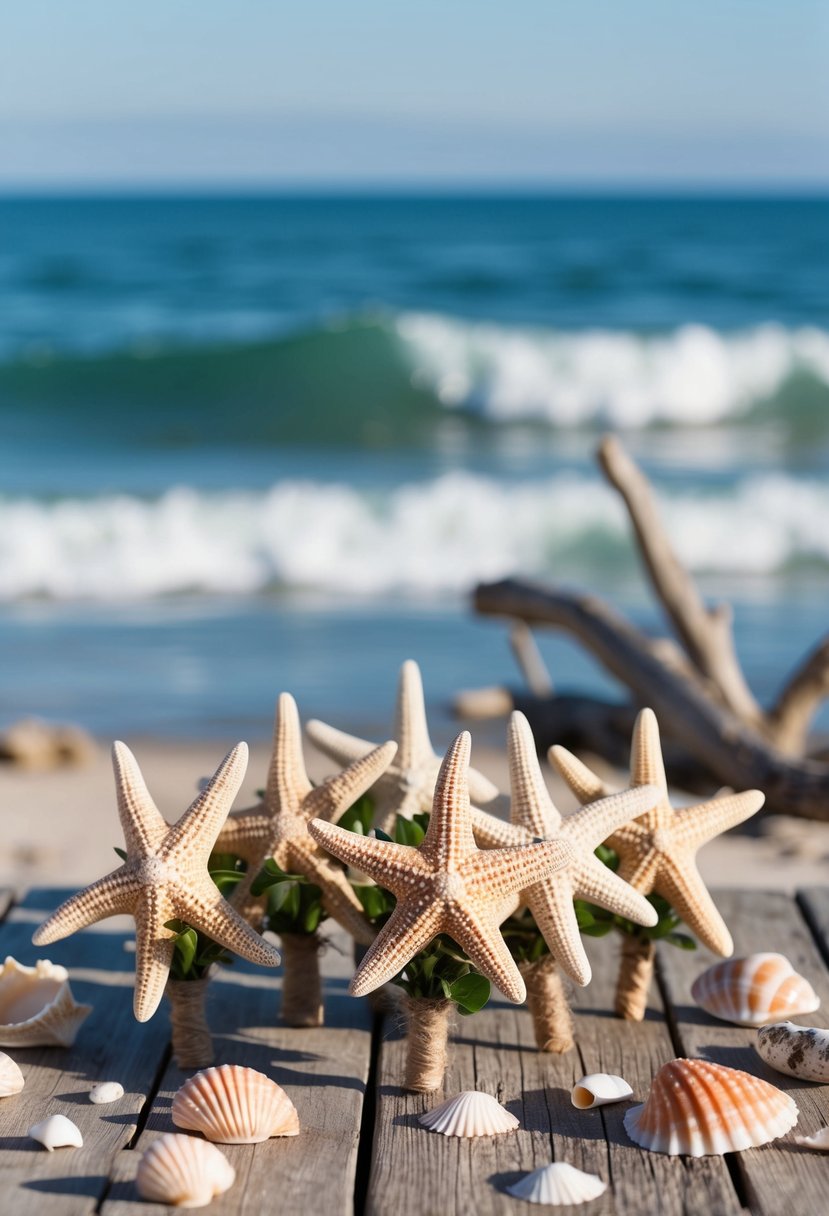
[
  {"left": 373, "top": 827, "right": 393, "bottom": 843},
  {"left": 339, "top": 794, "right": 375, "bottom": 835},
  {"left": 394, "top": 817, "right": 425, "bottom": 846},
  {"left": 113, "top": 846, "right": 127, "bottom": 861},
  {"left": 665, "top": 932, "right": 697, "bottom": 951},
  {"left": 173, "top": 927, "right": 198, "bottom": 977},
  {"left": 302, "top": 902, "right": 323, "bottom": 934},
  {"left": 449, "top": 973, "right": 490, "bottom": 1013}
]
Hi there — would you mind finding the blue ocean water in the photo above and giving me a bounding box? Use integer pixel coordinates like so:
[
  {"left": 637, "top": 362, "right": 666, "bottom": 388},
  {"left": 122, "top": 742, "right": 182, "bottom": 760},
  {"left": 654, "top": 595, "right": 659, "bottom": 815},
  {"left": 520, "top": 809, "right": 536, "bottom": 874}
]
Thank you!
[{"left": 0, "top": 194, "right": 827, "bottom": 739}]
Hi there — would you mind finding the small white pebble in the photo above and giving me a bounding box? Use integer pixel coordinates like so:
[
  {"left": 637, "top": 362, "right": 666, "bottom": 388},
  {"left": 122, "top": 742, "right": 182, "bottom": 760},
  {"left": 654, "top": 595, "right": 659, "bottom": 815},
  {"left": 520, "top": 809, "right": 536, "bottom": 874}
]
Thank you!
[
  {"left": 89, "top": 1081, "right": 124, "bottom": 1104},
  {"left": 28, "top": 1114, "right": 83, "bottom": 1151}
]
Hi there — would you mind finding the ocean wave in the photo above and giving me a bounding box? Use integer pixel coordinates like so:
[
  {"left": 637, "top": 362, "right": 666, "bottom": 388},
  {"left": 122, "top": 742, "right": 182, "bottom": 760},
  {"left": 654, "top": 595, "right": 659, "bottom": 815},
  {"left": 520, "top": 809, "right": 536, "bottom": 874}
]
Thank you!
[{"left": 1, "top": 472, "right": 828, "bottom": 602}]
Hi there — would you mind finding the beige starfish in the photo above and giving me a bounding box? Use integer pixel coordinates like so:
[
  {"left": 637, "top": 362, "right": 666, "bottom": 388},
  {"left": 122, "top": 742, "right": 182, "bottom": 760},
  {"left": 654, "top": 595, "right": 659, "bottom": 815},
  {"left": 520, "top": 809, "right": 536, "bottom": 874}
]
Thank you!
[
  {"left": 306, "top": 659, "right": 500, "bottom": 833},
  {"left": 33, "top": 742, "right": 280, "bottom": 1022},
  {"left": 550, "top": 708, "right": 765, "bottom": 956},
  {"left": 309, "top": 731, "right": 573, "bottom": 1003},
  {"left": 470, "top": 711, "right": 661, "bottom": 986},
  {"left": 214, "top": 692, "right": 397, "bottom": 946}
]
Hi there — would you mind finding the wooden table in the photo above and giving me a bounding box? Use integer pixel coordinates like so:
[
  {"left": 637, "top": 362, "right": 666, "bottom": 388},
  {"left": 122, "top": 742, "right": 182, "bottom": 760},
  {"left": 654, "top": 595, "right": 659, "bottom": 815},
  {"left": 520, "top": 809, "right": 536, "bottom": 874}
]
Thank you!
[{"left": 1, "top": 887, "right": 828, "bottom": 1215}]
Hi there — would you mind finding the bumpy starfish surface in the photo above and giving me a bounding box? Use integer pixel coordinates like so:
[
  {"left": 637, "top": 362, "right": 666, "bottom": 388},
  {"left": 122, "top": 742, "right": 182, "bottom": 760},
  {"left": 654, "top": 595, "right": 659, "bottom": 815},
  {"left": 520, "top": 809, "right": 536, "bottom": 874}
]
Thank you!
[
  {"left": 470, "top": 711, "right": 661, "bottom": 986},
  {"left": 306, "top": 659, "right": 500, "bottom": 832},
  {"left": 309, "top": 731, "right": 573, "bottom": 1003},
  {"left": 551, "top": 708, "right": 765, "bottom": 956},
  {"left": 214, "top": 693, "right": 397, "bottom": 945},
  {"left": 33, "top": 742, "right": 280, "bottom": 1022}
]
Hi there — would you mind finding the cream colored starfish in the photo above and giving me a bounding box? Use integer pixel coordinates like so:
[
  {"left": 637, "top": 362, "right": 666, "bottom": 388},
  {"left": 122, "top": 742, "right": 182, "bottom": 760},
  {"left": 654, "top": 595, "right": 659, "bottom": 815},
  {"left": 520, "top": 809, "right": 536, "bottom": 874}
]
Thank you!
[
  {"left": 550, "top": 707, "right": 765, "bottom": 956},
  {"left": 306, "top": 659, "right": 500, "bottom": 832},
  {"left": 214, "top": 692, "right": 397, "bottom": 946},
  {"left": 470, "top": 711, "right": 661, "bottom": 986},
  {"left": 33, "top": 741, "right": 280, "bottom": 1022},
  {"left": 309, "top": 731, "right": 573, "bottom": 1003}
]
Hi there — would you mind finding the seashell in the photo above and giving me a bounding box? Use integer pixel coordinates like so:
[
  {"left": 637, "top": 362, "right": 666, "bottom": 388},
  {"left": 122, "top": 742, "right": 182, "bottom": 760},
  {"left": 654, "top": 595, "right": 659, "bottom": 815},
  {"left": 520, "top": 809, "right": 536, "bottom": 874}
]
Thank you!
[
  {"left": 624, "top": 1058, "right": 798, "bottom": 1156},
  {"left": 0, "top": 1051, "right": 24, "bottom": 1096},
  {"left": 172, "top": 1064, "right": 299, "bottom": 1144},
  {"left": 755, "top": 1021, "right": 829, "bottom": 1083},
  {"left": 571, "top": 1073, "right": 633, "bottom": 1109},
  {"left": 0, "top": 957, "right": 92, "bottom": 1047},
  {"left": 28, "top": 1113, "right": 83, "bottom": 1151},
  {"left": 794, "top": 1126, "right": 829, "bottom": 1152},
  {"left": 136, "top": 1133, "right": 235, "bottom": 1208},
  {"left": 507, "top": 1162, "right": 607, "bottom": 1205},
  {"left": 418, "top": 1090, "right": 519, "bottom": 1138},
  {"left": 89, "top": 1080, "right": 125, "bottom": 1104},
  {"left": 691, "top": 953, "right": 819, "bottom": 1028}
]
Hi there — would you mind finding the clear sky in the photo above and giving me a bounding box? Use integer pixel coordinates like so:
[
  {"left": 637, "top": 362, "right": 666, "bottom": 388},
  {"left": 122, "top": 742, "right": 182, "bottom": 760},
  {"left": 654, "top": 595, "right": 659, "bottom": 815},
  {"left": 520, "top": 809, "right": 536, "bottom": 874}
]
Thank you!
[{"left": 1, "top": 0, "right": 827, "bottom": 188}]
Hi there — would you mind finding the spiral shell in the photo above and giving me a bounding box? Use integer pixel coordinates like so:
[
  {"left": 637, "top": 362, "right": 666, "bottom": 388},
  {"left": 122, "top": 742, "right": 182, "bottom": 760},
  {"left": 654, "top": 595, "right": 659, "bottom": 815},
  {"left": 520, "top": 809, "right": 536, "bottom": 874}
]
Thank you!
[
  {"left": 172, "top": 1064, "right": 299, "bottom": 1144},
  {"left": 691, "top": 953, "right": 819, "bottom": 1027},
  {"left": 571, "top": 1073, "right": 633, "bottom": 1109},
  {"left": 418, "top": 1090, "right": 519, "bottom": 1138},
  {"left": 136, "top": 1133, "right": 235, "bottom": 1208},
  {"left": 624, "top": 1058, "right": 798, "bottom": 1156},
  {"left": 0, "top": 1052, "right": 24, "bottom": 1097},
  {"left": 755, "top": 1021, "right": 829, "bottom": 1083},
  {"left": 0, "top": 957, "right": 91, "bottom": 1048},
  {"left": 507, "top": 1162, "right": 607, "bottom": 1206}
]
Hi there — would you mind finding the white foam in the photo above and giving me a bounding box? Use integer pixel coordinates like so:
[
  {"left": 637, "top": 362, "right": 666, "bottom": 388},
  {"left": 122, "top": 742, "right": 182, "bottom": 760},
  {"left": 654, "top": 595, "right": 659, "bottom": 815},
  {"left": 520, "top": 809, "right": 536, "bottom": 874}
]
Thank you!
[{"left": 395, "top": 314, "right": 829, "bottom": 425}]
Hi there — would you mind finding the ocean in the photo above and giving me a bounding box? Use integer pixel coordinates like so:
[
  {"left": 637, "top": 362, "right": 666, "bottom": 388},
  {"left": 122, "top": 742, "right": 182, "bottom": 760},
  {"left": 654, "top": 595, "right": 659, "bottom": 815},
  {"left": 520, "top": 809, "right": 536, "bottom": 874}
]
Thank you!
[{"left": 1, "top": 194, "right": 827, "bottom": 742}]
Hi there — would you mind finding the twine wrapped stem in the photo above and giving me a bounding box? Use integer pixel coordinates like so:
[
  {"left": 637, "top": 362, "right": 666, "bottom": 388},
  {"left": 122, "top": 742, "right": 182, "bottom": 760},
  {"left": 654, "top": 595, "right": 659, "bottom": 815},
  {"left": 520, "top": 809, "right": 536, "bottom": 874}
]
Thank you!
[
  {"left": 166, "top": 977, "right": 214, "bottom": 1069},
  {"left": 615, "top": 934, "right": 655, "bottom": 1021},
  {"left": 280, "top": 933, "right": 324, "bottom": 1027},
  {"left": 520, "top": 954, "right": 575, "bottom": 1053},
  {"left": 403, "top": 996, "right": 452, "bottom": 1092}
]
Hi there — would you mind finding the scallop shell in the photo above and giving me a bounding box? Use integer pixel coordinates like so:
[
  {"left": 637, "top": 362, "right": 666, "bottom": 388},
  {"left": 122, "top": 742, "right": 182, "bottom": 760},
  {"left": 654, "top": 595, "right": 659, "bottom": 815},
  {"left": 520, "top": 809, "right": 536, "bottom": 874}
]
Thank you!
[
  {"left": 0, "top": 1051, "right": 24, "bottom": 1096},
  {"left": 507, "top": 1162, "right": 607, "bottom": 1205},
  {"left": 28, "top": 1114, "right": 83, "bottom": 1151},
  {"left": 418, "top": 1090, "right": 519, "bottom": 1138},
  {"left": 0, "top": 957, "right": 92, "bottom": 1047},
  {"left": 89, "top": 1081, "right": 125, "bottom": 1104},
  {"left": 571, "top": 1073, "right": 633, "bottom": 1109},
  {"left": 172, "top": 1064, "right": 299, "bottom": 1144},
  {"left": 691, "top": 953, "right": 819, "bottom": 1028},
  {"left": 794, "top": 1126, "right": 829, "bottom": 1152},
  {"left": 624, "top": 1058, "right": 798, "bottom": 1156},
  {"left": 755, "top": 1021, "right": 829, "bottom": 1083},
  {"left": 136, "top": 1133, "right": 235, "bottom": 1208}
]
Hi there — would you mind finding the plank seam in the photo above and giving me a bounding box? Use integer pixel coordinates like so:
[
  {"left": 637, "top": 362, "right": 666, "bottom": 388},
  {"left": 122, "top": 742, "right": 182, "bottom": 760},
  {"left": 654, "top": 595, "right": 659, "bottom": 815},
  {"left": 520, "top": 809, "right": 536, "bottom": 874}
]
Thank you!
[
  {"left": 353, "top": 1007, "right": 383, "bottom": 1216},
  {"left": 795, "top": 890, "right": 829, "bottom": 968}
]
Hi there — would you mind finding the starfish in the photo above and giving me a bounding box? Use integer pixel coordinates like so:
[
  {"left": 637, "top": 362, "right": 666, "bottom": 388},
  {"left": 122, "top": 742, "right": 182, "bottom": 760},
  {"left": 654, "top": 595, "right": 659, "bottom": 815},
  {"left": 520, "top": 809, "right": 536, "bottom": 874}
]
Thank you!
[
  {"left": 33, "top": 741, "right": 281, "bottom": 1022},
  {"left": 470, "top": 711, "right": 661, "bottom": 986},
  {"left": 306, "top": 659, "right": 500, "bottom": 833},
  {"left": 309, "top": 731, "right": 573, "bottom": 1003},
  {"left": 550, "top": 707, "right": 765, "bottom": 956},
  {"left": 214, "top": 692, "right": 397, "bottom": 946}
]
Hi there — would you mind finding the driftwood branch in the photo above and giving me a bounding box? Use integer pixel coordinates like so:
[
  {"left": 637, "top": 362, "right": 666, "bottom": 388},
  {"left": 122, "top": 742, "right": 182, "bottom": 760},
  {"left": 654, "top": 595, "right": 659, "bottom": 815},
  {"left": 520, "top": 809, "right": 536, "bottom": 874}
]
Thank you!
[
  {"left": 509, "top": 623, "right": 554, "bottom": 697},
  {"left": 769, "top": 635, "right": 829, "bottom": 756}
]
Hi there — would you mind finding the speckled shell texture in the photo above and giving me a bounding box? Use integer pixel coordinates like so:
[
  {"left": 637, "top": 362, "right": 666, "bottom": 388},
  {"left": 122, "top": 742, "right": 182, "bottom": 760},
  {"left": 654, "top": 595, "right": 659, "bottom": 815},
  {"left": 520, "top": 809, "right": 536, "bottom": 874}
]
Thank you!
[
  {"left": 756, "top": 1021, "right": 829, "bottom": 1082},
  {"left": 624, "top": 1058, "right": 798, "bottom": 1156},
  {"left": 507, "top": 1162, "right": 607, "bottom": 1205},
  {"left": 419, "top": 1090, "right": 519, "bottom": 1138},
  {"left": 691, "top": 953, "right": 819, "bottom": 1028},
  {"left": 172, "top": 1064, "right": 299, "bottom": 1144},
  {"left": 136, "top": 1133, "right": 235, "bottom": 1208},
  {"left": 0, "top": 957, "right": 91, "bottom": 1048}
]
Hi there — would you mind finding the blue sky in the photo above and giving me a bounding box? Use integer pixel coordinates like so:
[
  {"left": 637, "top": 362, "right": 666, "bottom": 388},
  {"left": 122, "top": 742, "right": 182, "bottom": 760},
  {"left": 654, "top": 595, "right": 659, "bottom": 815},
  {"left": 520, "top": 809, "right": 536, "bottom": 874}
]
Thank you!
[{"left": 1, "top": 1, "right": 827, "bottom": 187}]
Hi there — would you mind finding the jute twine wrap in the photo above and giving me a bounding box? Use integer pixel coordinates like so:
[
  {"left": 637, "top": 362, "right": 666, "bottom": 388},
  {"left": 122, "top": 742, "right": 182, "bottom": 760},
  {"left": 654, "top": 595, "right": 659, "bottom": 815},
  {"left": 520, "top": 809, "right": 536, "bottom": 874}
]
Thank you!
[
  {"left": 520, "top": 955, "right": 575, "bottom": 1053},
  {"left": 280, "top": 933, "right": 324, "bottom": 1027},
  {"left": 615, "top": 935, "right": 655, "bottom": 1021},
  {"left": 403, "top": 996, "right": 452, "bottom": 1093},
  {"left": 166, "top": 977, "right": 215, "bottom": 1069}
]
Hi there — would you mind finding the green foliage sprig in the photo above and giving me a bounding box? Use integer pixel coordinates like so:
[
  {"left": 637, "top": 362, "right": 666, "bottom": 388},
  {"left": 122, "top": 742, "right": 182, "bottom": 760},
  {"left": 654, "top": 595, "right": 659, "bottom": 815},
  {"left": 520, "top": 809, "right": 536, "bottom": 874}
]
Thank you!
[{"left": 250, "top": 860, "right": 325, "bottom": 936}]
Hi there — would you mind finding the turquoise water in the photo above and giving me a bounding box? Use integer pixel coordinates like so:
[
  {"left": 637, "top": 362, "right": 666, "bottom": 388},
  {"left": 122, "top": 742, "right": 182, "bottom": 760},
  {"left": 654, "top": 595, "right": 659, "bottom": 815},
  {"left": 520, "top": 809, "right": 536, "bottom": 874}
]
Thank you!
[{"left": 0, "top": 195, "right": 827, "bottom": 738}]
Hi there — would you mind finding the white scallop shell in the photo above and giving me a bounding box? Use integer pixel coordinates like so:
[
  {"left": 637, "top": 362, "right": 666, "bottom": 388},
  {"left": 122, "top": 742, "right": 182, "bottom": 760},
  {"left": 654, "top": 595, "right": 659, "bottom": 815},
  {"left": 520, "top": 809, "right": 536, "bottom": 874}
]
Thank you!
[
  {"left": 507, "top": 1162, "right": 607, "bottom": 1205},
  {"left": 755, "top": 1021, "right": 829, "bottom": 1083},
  {"left": 418, "top": 1090, "right": 519, "bottom": 1138},
  {"left": 136, "top": 1133, "right": 235, "bottom": 1208},
  {"left": 89, "top": 1081, "right": 125, "bottom": 1104},
  {"left": 794, "top": 1126, "right": 829, "bottom": 1152},
  {"left": 172, "top": 1064, "right": 299, "bottom": 1144},
  {"left": 571, "top": 1073, "right": 633, "bottom": 1109},
  {"left": 28, "top": 1114, "right": 83, "bottom": 1151},
  {"left": 690, "top": 953, "right": 819, "bottom": 1028},
  {"left": 0, "top": 1051, "right": 24, "bottom": 1096},
  {"left": 0, "top": 957, "right": 92, "bottom": 1047}
]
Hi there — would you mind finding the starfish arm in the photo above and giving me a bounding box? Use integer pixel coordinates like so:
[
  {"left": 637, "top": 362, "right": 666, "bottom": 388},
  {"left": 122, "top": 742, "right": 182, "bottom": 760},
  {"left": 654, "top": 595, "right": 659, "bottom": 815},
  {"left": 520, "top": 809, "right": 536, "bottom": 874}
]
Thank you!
[
  {"left": 350, "top": 901, "right": 443, "bottom": 996},
  {"left": 308, "top": 819, "right": 427, "bottom": 894},
  {"left": 465, "top": 839, "right": 572, "bottom": 904},
  {"left": 671, "top": 789, "right": 765, "bottom": 851},
  {"left": 448, "top": 903, "right": 526, "bottom": 1003},
  {"left": 562, "top": 785, "right": 661, "bottom": 853},
  {"left": 467, "top": 767, "right": 501, "bottom": 807},
  {"left": 525, "top": 879, "right": 592, "bottom": 987},
  {"left": 656, "top": 856, "right": 733, "bottom": 957},
  {"left": 629, "top": 708, "right": 669, "bottom": 793},
  {"left": 305, "top": 718, "right": 374, "bottom": 767},
  {"left": 470, "top": 807, "right": 529, "bottom": 850},
  {"left": 212, "top": 810, "right": 271, "bottom": 867},
  {"left": 422, "top": 732, "right": 477, "bottom": 870},
  {"left": 32, "top": 868, "right": 136, "bottom": 945},
  {"left": 305, "top": 741, "right": 398, "bottom": 824},
  {"left": 375, "top": 785, "right": 427, "bottom": 836},
  {"left": 111, "top": 741, "right": 168, "bottom": 854},
  {"left": 133, "top": 890, "right": 177, "bottom": 1022},
  {"left": 169, "top": 880, "right": 281, "bottom": 969},
  {"left": 165, "top": 743, "right": 249, "bottom": 863},
  {"left": 288, "top": 840, "right": 375, "bottom": 945},
  {"left": 571, "top": 853, "right": 658, "bottom": 927},
  {"left": 548, "top": 745, "right": 610, "bottom": 804},
  {"left": 394, "top": 659, "right": 434, "bottom": 768},
  {"left": 507, "top": 711, "right": 562, "bottom": 837},
  {"left": 266, "top": 692, "right": 313, "bottom": 809},
  {"left": 612, "top": 836, "right": 661, "bottom": 894}
]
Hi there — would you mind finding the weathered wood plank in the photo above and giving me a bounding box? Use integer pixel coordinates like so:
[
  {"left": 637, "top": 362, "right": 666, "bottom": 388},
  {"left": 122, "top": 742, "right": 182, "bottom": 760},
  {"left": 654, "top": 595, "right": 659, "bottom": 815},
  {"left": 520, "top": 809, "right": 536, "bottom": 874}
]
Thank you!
[
  {"left": 0, "top": 889, "right": 170, "bottom": 1216},
  {"left": 656, "top": 888, "right": 829, "bottom": 1216},
  {"left": 101, "top": 928, "right": 373, "bottom": 1216},
  {"left": 366, "top": 933, "right": 742, "bottom": 1216},
  {"left": 797, "top": 888, "right": 829, "bottom": 967}
]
